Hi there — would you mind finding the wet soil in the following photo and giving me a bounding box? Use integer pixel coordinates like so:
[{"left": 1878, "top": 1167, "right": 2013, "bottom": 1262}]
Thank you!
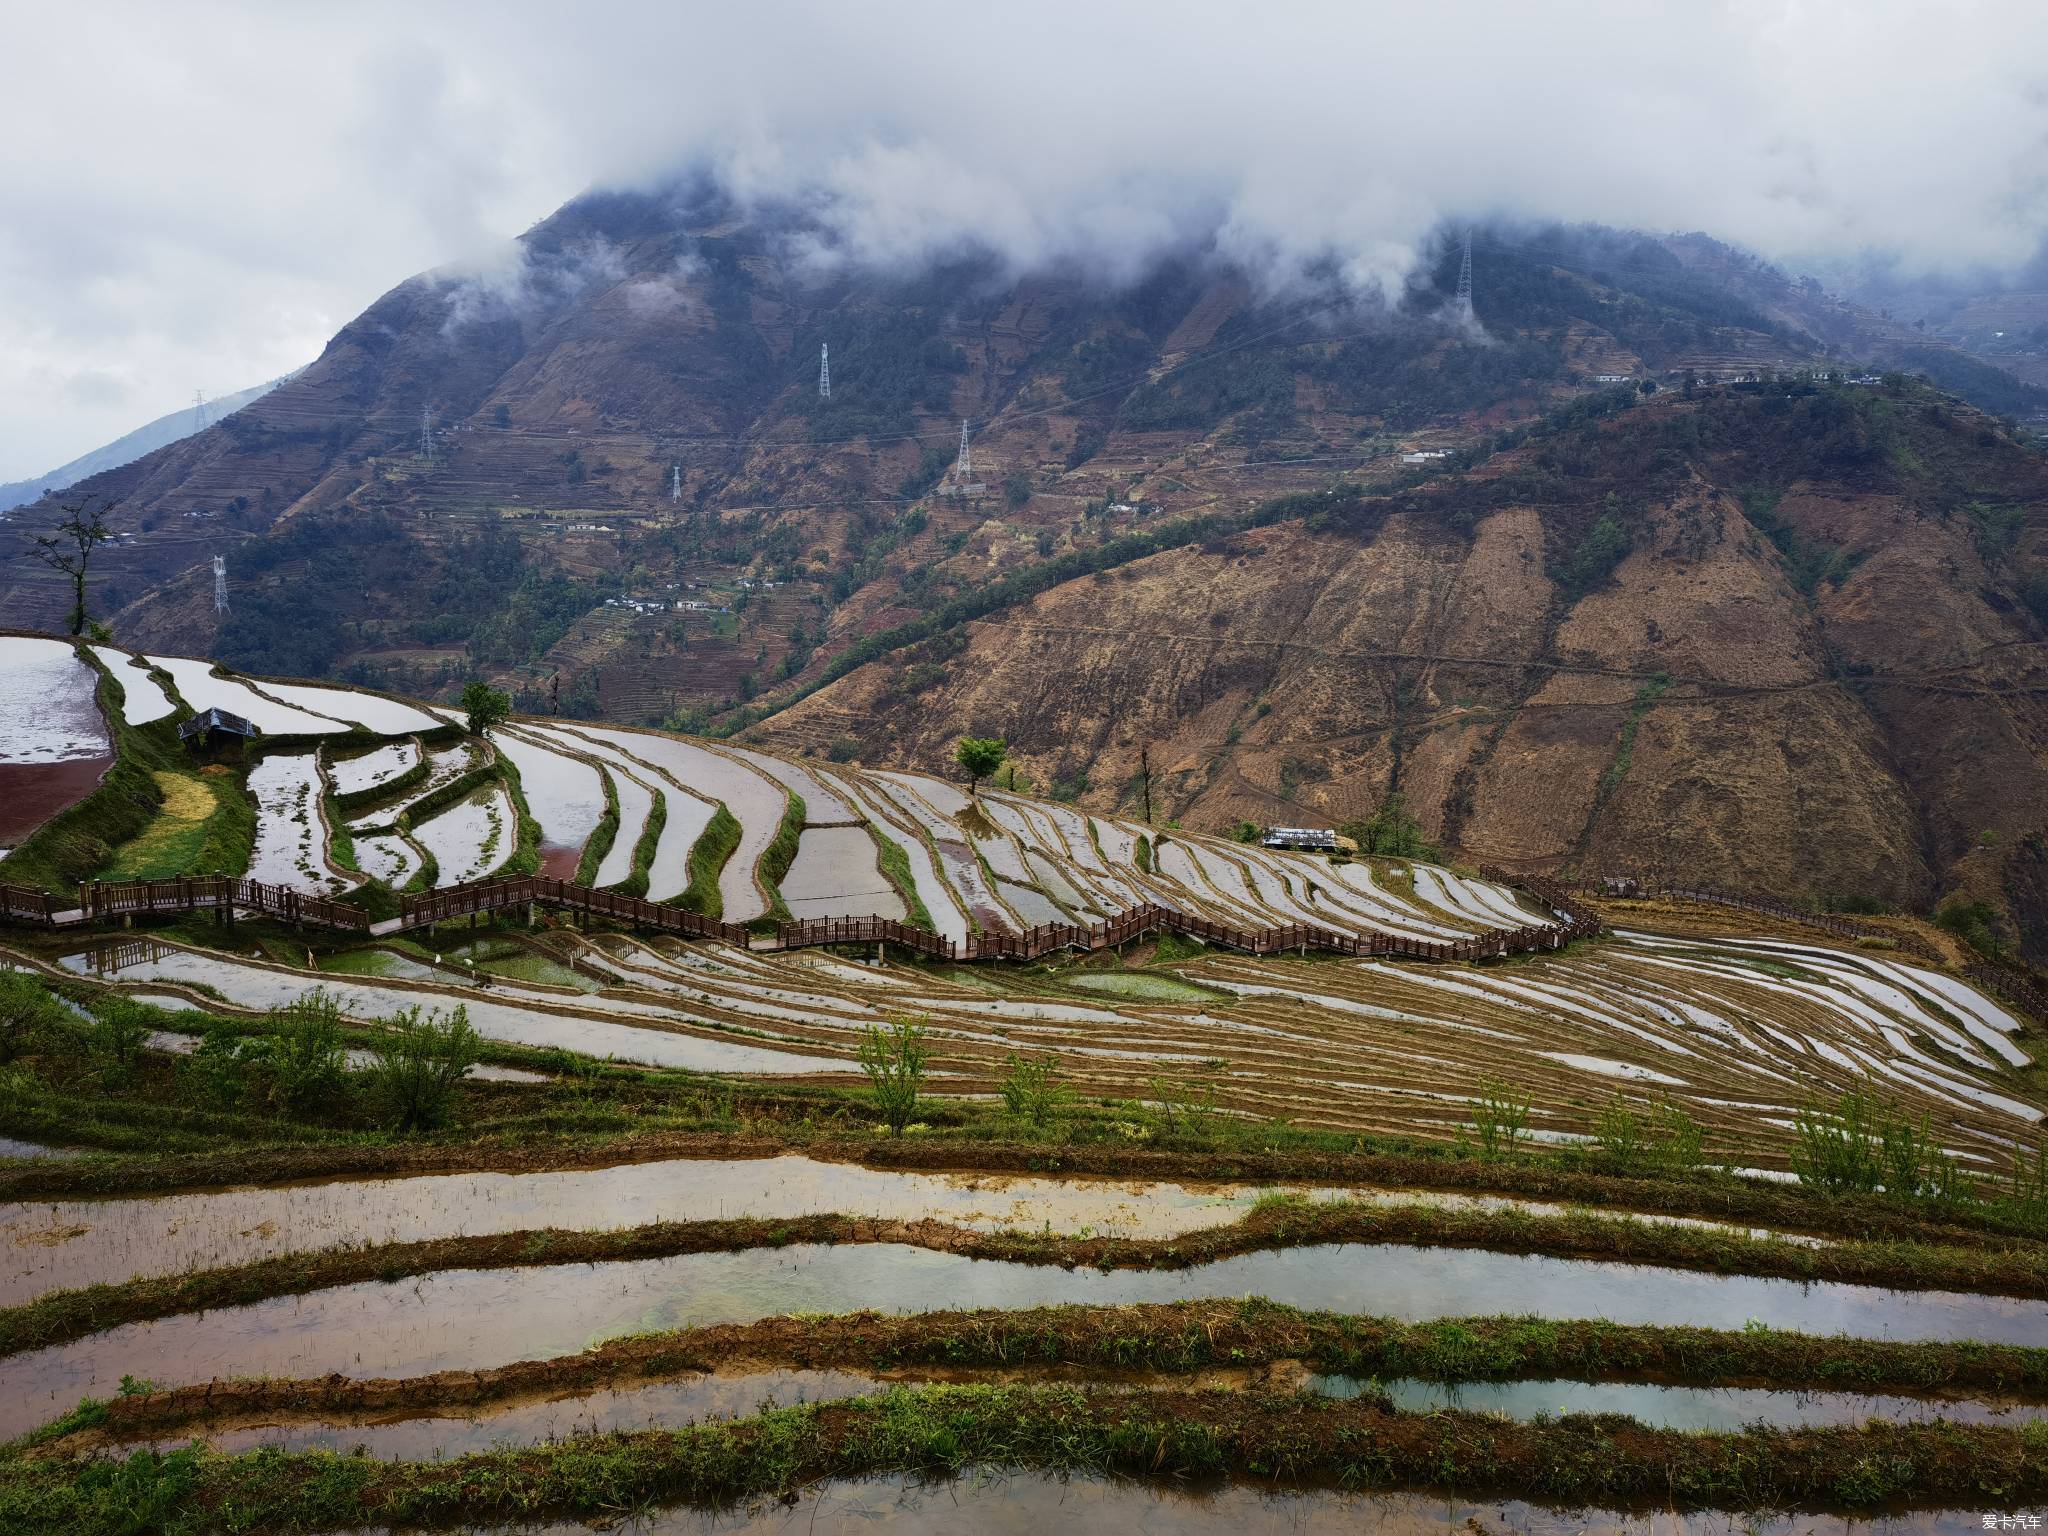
[
  {"left": 0, "top": 754, "right": 113, "bottom": 845},
  {"left": 75, "top": 1301, "right": 2048, "bottom": 1450}
]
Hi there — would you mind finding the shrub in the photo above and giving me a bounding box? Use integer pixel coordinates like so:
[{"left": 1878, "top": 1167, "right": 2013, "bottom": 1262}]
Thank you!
[
  {"left": 0, "top": 972, "right": 67, "bottom": 1062},
  {"left": 90, "top": 999, "right": 152, "bottom": 1079},
  {"left": 1469, "top": 1079, "right": 1531, "bottom": 1161},
  {"left": 260, "top": 989, "right": 349, "bottom": 1116},
  {"left": 1593, "top": 1095, "right": 1648, "bottom": 1164},
  {"left": 999, "top": 1051, "right": 1067, "bottom": 1126},
  {"left": 1792, "top": 1083, "right": 1970, "bottom": 1203},
  {"left": 858, "top": 1018, "right": 927, "bottom": 1135},
  {"left": 365, "top": 1005, "right": 480, "bottom": 1132}
]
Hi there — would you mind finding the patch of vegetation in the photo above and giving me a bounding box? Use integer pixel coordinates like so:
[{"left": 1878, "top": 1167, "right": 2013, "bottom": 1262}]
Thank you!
[
  {"left": 1739, "top": 486, "right": 1861, "bottom": 596},
  {"left": 95, "top": 770, "right": 226, "bottom": 881},
  {"left": 1339, "top": 792, "right": 1439, "bottom": 861},
  {"left": 9, "top": 1381, "right": 2045, "bottom": 1528},
  {"left": 871, "top": 827, "right": 936, "bottom": 932},
  {"left": 758, "top": 791, "right": 806, "bottom": 923},
  {"left": 574, "top": 764, "right": 622, "bottom": 886},
  {"left": 859, "top": 1018, "right": 927, "bottom": 1135},
  {"left": 673, "top": 803, "right": 737, "bottom": 914}
]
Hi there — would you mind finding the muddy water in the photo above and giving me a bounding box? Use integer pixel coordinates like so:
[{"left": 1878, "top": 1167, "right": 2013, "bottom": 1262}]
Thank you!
[
  {"left": 780, "top": 826, "right": 904, "bottom": 921},
  {"left": 0, "top": 1138, "right": 80, "bottom": 1161},
  {"left": 131, "top": 1367, "right": 2044, "bottom": 1463},
  {"left": 451, "top": 1472, "right": 1987, "bottom": 1534},
  {"left": 59, "top": 942, "right": 848, "bottom": 1074},
  {"left": 143, "top": 1368, "right": 886, "bottom": 1460},
  {"left": 1332, "top": 1374, "right": 2045, "bottom": 1430},
  {"left": 7, "top": 1242, "right": 2040, "bottom": 1440},
  {"left": 0, "top": 1154, "right": 1382, "bottom": 1301}
]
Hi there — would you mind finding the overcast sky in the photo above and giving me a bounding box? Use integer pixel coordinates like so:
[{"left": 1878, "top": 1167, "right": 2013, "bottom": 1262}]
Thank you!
[{"left": 3, "top": 0, "right": 2046, "bottom": 480}]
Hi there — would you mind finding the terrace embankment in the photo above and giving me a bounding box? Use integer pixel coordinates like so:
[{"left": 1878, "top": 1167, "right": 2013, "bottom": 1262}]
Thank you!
[
  {"left": 3, "top": 1131, "right": 2036, "bottom": 1254},
  {"left": 59, "top": 1302, "right": 2048, "bottom": 1452},
  {"left": 7, "top": 1385, "right": 2044, "bottom": 1529},
  {"left": 5, "top": 1223, "right": 2044, "bottom": 1437},
  {"left": 4, "top": 1197, "right": 2043, "bottom": 1361}
]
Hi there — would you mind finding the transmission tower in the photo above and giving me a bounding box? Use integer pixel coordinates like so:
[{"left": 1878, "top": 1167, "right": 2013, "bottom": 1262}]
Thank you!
[
  {"left": 818, "top": 342, "right": 831, "bottom": 399},
  {"left": 212, "top": 555, "right": 229, "bottom": 616},
  {"left": 193, "top": 389, "right": 209, "bottom": 429},
  {"left": 1453, "top": 229, "right": 1475, "bottom": 323},
  {"left": 419, "top": 406, "right": 434, "bottom": 459},
  {"left": 671, "top": 463, "right": 681, "bottom": 504},
  {"left": 939, "top": 418, "right": 984, "bottom": 497}
]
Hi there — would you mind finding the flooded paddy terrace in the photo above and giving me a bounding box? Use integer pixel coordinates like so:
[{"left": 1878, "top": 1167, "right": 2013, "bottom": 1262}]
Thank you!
[{"left": 6, "top": 1239, "right": 2041, "bottom": 1440}]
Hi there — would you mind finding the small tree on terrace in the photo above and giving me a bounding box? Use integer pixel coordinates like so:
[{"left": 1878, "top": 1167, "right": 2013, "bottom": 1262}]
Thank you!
[
  {"left": 30, "top": 501, "right": 113, "bottom": 637},
  {"left": 461, "top": 681, "right": 511, "bottom": 737},
  {"left": 858, "top": 1018, "right": 927, "bottom": 1135},
  {"left": 954, "top": 736, "right": 1006, "bottom": 795}
]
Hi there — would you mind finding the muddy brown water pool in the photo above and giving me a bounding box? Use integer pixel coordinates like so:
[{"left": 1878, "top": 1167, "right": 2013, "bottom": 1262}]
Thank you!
[
  {"left": 121, "top": 1366, "right": 2043, "bottom": 1462},
  {"left": 5, "top": 1241, "right": 2040, "bottom": 1441},
  {"left": 366, "top": 1473, "right": 1992, "bottom": 1533},
  {"left": 0, "top": 1154, "right": 1818, "bottom": 1305}
]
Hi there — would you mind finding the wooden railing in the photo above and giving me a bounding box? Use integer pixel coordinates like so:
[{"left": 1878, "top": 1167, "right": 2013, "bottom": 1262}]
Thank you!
[
  {"left": 0, "top": 883, "right": 59, "bottom": 925},
  {"left": 75, "top": 876, "right": 369, "bottom": 932},
  {"left": 9, "top": 864, "right": 1602, "bottom": 970},
  {"left": 400, "top": 876, "right": 752, "bottom": 946}
]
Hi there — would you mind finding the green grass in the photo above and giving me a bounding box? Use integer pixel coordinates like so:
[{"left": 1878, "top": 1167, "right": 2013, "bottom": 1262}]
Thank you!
[
  {"left": 758, "top": 791, "right": 806, "bottom": 922},
  {"left": 491, "top": 738, "right": 544, "bottom": 878},
  {"left": 872, "top": 827, "right": 936, "bottom": 932},
  {"left": 573, "top": 764, "right": 621, "bottom": 887},
  {"left": 96, "top": 770, "right": 227, "bottom": 880},
  {"left": 674, "top": 803, "right": 738, "bottom": 914},
  {"left": 6, "top": 1383, "right": 2045, "bottom": 1530}
]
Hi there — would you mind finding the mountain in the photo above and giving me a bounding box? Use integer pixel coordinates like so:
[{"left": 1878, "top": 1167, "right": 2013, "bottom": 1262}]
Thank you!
[
  {"left": 3, "top": 184, "right": 2044, "bottom": 931},
  {"left": 745, "top": 377, "right": 2048, "bottom": 957},
  {"left": 0, "top": 375, "right": 292, "bottom": 513}
]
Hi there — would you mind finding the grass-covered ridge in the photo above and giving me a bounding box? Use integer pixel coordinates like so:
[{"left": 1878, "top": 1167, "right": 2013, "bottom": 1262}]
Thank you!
[{"left": 4, "top": 1384, "right": 2044, "bottom": 1532}]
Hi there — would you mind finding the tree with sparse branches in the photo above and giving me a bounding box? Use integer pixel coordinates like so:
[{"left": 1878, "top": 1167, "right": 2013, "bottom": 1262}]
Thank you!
[
  {"left": 954, "top": 736, "right": 1006, "bottom": 795},
  {"left": 30, "top": 502, "right": 112, "bottom": 637},
  {"left": 461, "top": 681, "right": 511, "bottom": 736}
]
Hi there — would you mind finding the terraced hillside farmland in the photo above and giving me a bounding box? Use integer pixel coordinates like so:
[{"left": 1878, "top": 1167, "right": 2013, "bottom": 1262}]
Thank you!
[{"left": 0, "top": 642, "right": 2045, "bottom": 1531}]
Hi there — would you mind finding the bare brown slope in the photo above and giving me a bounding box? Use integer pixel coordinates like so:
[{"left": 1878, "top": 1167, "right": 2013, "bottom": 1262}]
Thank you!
[{"left": 749, "top": 387, "right": 2048, "bottom": 925}]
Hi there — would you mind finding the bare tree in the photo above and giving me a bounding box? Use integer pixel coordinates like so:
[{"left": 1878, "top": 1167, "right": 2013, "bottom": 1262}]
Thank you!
[{"left": 29, "top": 502, "right": 112, "bottom": 637}]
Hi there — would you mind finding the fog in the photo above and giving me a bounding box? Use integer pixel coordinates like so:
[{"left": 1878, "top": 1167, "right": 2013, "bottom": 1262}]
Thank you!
[{"left": 3, "top": 0, "right": 2045, "bottom": 477}]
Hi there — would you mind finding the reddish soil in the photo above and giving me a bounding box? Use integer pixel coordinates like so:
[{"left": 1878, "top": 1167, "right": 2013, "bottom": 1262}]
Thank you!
[{"left": 0, "top": 754, "right": 112, "bottom": 845}]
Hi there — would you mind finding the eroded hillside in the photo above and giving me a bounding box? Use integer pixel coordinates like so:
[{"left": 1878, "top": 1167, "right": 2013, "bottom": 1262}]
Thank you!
[{"left": 749, "top": 380, "right": 2048, "bottom": 938}]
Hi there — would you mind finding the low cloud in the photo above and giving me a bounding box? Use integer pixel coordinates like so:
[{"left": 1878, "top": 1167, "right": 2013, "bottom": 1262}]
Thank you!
[{"left": 2, "top": 0, "right": 2045, "bottom": 475}]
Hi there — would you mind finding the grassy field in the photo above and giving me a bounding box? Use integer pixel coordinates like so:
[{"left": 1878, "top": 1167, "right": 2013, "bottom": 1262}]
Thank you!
[{"left": 97, "top": 770, "right": 231, "bottom": 881}]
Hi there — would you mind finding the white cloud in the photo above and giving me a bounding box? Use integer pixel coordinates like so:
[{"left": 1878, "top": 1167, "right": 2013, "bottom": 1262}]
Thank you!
[{"left": 2, "top": 0, "right": 2045, "bottom": 477}]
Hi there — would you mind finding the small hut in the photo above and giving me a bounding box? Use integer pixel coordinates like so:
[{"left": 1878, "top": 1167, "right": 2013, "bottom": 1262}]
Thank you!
[{"left": 178, "top": 706, "right": 259, "bottom": 752}]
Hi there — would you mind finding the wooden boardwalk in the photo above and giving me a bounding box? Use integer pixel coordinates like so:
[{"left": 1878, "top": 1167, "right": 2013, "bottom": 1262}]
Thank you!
[{"left": 0, "top": 867, "right": 1600, "bottom": 969}]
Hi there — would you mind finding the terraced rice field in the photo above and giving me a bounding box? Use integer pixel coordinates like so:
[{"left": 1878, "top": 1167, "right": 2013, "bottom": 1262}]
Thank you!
[
  {"left": 1, "top": 650, "right": 2043, "bottom": 1530},
  {"left": 324, "top": 739, "right": 419, "bottom": 797},
  {"left": 86, "top": 647, "right": 175, "bottom": 725},
  {"left": 243, "top": 753, "right": 350, "bottom": 895},
  {"left": 145, "top": 655, "right": 354, "bottom": 735},
  {"left": 0, "top": 635, "right": 110, "bottom": 850},
  {"left": 411, "top": 782, "right": 514, "bottom": 887}
]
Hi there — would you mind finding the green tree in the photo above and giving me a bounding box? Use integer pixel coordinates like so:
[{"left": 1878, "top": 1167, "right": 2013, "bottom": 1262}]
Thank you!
[
  {"left": 0, "top": 971, "right": 65, "bottom": 1062},
  {"left": 31, "top": 501, "right": 113, "bottom": 637},
  {"left": 999, "top": 1051, "right": 1067, "bottom": 1126},
  {"left": 858, "top": 1018, "right": 927, "bottom": 1135},
  {"left": 460, "top": 681, "right": 512, "bottom": 736},
  {"left": 1339, "top": 792, "right": 1439, "bottom": 860},
  {"left": 259, "top": 989, "right": 349, "bottom": 1116},
  {"left": 365, "top": 1005, "right": 480, "bottom": 1132},
  {"left": 954, "top": 736, "right": 1007, "bottom": 794}
]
